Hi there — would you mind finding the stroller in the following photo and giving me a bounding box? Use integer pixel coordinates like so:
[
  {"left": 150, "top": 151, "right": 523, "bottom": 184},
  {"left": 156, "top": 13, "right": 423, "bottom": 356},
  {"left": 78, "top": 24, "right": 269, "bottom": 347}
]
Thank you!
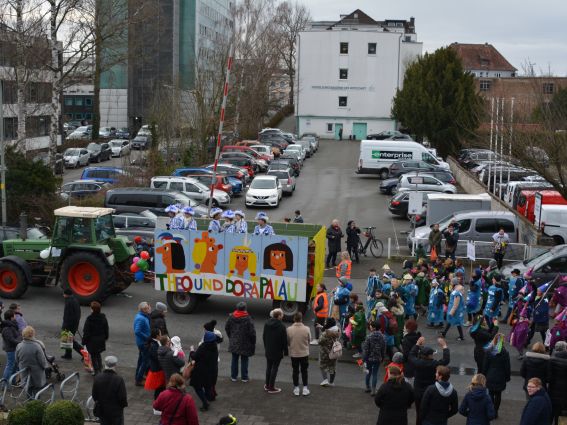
[{"left": 45, "top": 354, "right": 65, "bottom": 382}]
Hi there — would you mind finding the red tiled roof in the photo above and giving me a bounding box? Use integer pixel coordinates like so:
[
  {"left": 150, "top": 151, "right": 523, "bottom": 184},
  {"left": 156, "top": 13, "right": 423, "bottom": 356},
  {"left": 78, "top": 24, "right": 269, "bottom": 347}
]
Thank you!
[{"left": 450, "top": 43, "right": 517, "bottom": 72}]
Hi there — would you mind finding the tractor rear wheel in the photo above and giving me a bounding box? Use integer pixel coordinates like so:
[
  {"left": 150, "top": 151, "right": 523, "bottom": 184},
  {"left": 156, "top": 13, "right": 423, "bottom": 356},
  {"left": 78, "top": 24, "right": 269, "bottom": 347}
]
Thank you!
[
  {"left": 61, "top": 252, "right": 114, "bottom": 305},
  {"left": 0, "top": 262, "right": 28, "bottom": 299}
]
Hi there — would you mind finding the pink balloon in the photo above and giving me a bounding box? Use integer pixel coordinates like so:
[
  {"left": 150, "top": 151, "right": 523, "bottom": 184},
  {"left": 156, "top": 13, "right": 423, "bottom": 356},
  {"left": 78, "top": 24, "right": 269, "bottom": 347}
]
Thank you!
[{"left": 133, "top": 256, "right": 140, "bottom": 263}]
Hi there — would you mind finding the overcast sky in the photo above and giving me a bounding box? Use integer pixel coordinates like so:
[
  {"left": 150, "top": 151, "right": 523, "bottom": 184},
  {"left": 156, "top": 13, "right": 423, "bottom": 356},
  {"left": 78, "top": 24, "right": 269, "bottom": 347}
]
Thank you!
[{"left": 305, "top": 0, "right": 567, "bottom": 76}]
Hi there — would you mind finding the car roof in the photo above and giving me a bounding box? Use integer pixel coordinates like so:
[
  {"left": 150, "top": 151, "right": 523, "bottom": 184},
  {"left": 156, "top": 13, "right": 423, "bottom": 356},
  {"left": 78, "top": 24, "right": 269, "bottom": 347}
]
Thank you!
[
  {"left": 54, "top": 206, "right": 115, "bottom": 218},
  {"left": 451, "top": 210, "right": 517, "bottom": 220},
  {"left": 253, "top": 175, "right": 277, "bottom": 181},
  {"left": 152, "top": 175, "right": 199, "bottom": 183},
  {"left": 84, "top": 166, "right": 123, "bottom": 171},
  {"left": 66, "top": 179, "right": 107, "bottom": 184}
]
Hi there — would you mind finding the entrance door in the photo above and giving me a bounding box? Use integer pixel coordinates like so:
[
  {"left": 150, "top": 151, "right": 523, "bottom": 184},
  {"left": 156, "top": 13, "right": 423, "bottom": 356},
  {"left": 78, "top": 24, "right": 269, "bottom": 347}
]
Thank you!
[
  {"left": 334, "top": 123, "right": 343, "bottom": 140},
  {"left": 352, "top": 122, "right": 367, "bottom": 140}
]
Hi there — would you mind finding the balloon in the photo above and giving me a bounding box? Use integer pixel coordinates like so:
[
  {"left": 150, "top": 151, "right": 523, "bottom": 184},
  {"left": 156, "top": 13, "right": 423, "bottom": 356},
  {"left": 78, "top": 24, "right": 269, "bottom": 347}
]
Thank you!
[
  {"left": 140, "top": 251, "right": 150, "bottom": 260},
  {"left": 130, "top": 263, "right": 139, "bottom": 273},
  {"left": 134, "top": 270, "right": 145, "bottom": 281},
  {"left": 133, "top": 256, "right": 140, "bottom": 263},
  {"left": 137, "top": 259, "right": 149, "bottom": 272}
]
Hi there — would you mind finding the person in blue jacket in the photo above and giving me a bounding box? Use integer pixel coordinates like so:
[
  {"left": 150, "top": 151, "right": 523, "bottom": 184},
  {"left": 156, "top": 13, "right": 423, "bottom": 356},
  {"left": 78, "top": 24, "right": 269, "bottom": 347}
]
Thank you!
[
  {"left": 502, "top": 268, "right": 524, "bottom": 323},
  {"left": 442, "top": 278, "right": 466, "bottom": 340},
  {"left": 427, "top": 279, "right": 445, "bottom": 328},
  {"left": 519, "top": 377, "right": 552, "bottom": 425},
  {"left": 526, "top": 284, "right": 550, "bottom": 346},
  {"left": 467, "top": 268, "right": 484, "bottom": 326},
  {"left": 165, "top": 205, "right": 184, "bottom": 230},
  {"left": 182, "top": 206, "right": 197, "bottom": 230},
  {"left": 253, "top": 212, "right": 275, "bottom": 236},
  {"left": 234, "top": 210, "right": 247, "bottom": 233},
  {"left": 402, "top": 274, "right": 418, "bottom": 320},
  {"left": 333, "top": 277, "right": 351, "bottom": 328},
  {"left": 133, "top": 302, "right": 152, "bottom": 386},
  {"left": 208, "top": 208, "right": 224, "bottom": 233},
  {"left": 459, "top": 373, "right": 496, "bottom": 425},
  {"left": 365, "top": 268, "right": 381, "bottom": 320},
  {"left": 483, "top": 275, "right": 504, "bottom": 330}
]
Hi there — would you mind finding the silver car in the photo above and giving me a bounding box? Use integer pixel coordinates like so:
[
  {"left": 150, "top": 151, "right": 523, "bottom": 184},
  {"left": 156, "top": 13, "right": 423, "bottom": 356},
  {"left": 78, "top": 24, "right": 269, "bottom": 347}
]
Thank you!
[
  {"left": 63, "top": 148, "right": 90, "bottom": 168},
  {"left": 267, "top": 169, "right": 296, "bottom": 195},
  {"left": 397, "top": 174, "right": 457, "bottom": 194}
]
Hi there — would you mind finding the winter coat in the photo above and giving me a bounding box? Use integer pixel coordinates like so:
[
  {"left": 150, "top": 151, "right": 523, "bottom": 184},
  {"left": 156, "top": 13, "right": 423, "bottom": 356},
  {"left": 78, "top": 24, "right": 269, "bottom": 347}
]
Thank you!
[
  {"left": 153, "top": 387, "right": 200, "bottom": 425},
  {"left": 1, "top": 320, "right": 22, "bottom": 352},
  {"left": 14, "top": 313, "right": 26, "bottom": 333},
  {"left": 401, "top": 331, "right": 421, "bottom": 379},
  {"left": 326, "top": 225, "right": 343, "bottom": 253},
  {"left": 362, "top": 330, "right": 386, "bottom": 364},
  {"left": 458, "top": 387, "right": 496, "bottom": 425},
  {"left": 346, "top": 226, "right": 361, "bottom": 246},
  {"left": 533, "top": 298, "right": 550, "bottom": 325},
  {"left": 374, "top": 379, "right": 415, "bottom": 425},
  {"left": 447, "top": 288, "right": 465, "bottom": 326},
  {"left": 444, "top": 230, "right": 459, "bottom": 251},
  {"left": 15, "top": 339, "right": 48, "bottom": 390},
  {"left": 470, "top": 325, "right": 498, "bottom": 371},
  {"left": 133, "top": 311, "right": 150, "bottom": 347},
  {"left": 62, "top": 295, "right": 81, "bottom": 333},
  {"left": 520, "top": 351, "right": 550, "bottom": 390},
  {"left": 547, "top": 351, "right": 567, "bottom": 411},
  {"left": 519, "top": 388, "right": 553, "bottom": 425},
  {"left": 420, "top": 381, "right": 459, "bottom": 423},
  {"left": 225, "top": 312, "right": 256, "bottom": 357},
  {"left": 190, "top": 341, "right": 218, "bottom": 388},
  {"left": 150, "top": 310, "right": 169, "bottom": 336},
  {"left": 409, "top": 345, "right": 450, "bottom": 398},
  {"left": 92, "top": 369, "right": 128, "bottom": 420},
  {"left": 428, "top": 229, "right": 442, "bottom": 255},
  {"left": 482, "top": 349, "right": 511, "bottom": 392},
  {"left": 286, "top": 322, "right": 311, "bottom": 358},
  {"left": 158, "top": 345, "right": 184, "bottom": 381},
  {"left": 319, "top": 329, "right": 339, "bottom": 372},
  {"left": 82, "top": 312, "right": 109, "bottom": 354},
  {"left": 147, "top": 339, "right": 162, "bottom": 372},
  {"left": 262, "top": 318, "right": 288, "bottom": 360}
]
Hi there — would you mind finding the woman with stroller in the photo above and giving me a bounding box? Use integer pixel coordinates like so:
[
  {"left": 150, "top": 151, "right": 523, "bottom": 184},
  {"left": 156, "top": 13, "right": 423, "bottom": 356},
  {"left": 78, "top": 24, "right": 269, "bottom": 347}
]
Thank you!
[
  {"left": 82, "top": 301, "right": 109, "bottom": 375},
  {"left": 15, "top": 326, "right": 49, "bottom": 396}
]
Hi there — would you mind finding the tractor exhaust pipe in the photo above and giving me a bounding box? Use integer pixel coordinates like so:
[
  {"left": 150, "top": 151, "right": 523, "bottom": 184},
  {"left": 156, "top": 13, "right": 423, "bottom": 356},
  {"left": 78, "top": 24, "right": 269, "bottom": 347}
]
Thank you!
[{"left": 19, "top": 212, "right": 27, "bottom": 241}]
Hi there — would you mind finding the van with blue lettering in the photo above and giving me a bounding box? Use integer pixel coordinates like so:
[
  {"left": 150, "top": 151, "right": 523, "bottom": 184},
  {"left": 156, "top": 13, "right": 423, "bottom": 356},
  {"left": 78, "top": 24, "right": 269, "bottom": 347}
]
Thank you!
[{"left": 357, "top": 140, "right": 449, "bottom": 179}]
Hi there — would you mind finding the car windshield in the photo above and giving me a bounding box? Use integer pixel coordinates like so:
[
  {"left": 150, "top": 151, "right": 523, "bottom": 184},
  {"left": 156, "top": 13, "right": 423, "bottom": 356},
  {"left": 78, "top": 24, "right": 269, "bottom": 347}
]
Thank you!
[
  {"left": 251, "top": 179, "right": 276, "bottom": 189},
  {"left": 65, "top": 149, "right": 80, "bottom": 156},
  {"left": 523, "top": 249, "right": 553, "bottom": 266}
]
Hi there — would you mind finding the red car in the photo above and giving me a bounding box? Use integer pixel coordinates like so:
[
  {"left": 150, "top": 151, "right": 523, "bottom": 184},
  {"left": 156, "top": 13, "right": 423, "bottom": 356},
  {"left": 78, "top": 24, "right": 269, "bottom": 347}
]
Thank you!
[
  {"left": 220, "top": 157, "right": 255, "bottom": 178},
  {"left": 185, "top": 173, "right": 233, "bottom": 195},
  {"left": 222, "top": 145, "right": 271, "bottom": 163}
]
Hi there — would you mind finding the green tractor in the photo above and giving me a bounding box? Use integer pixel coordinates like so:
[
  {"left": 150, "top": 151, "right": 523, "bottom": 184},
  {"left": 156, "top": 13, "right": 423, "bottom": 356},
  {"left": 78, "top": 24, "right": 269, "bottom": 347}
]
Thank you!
[{"left": 0, "top": 206, "right": 136, "bottom": 305}]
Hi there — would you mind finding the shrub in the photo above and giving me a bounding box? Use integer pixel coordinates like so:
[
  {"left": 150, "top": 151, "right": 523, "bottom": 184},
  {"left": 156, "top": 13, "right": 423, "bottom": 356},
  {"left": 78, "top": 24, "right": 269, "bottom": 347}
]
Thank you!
[
  {"left": 42, "top": 400, "right": 84, "bottom": 425},
  {"left": 7, "top": 406, "right": 30, "bottom": 425},
  {"left": 25, "top": 400, "right": 46, "bottom": 425}
]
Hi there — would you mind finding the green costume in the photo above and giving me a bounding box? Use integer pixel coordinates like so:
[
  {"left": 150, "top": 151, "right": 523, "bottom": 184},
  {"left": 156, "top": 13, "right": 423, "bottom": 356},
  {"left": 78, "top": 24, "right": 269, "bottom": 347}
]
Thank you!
[{"left": 350, "top": 310, "right": 367, "bottom": 348}]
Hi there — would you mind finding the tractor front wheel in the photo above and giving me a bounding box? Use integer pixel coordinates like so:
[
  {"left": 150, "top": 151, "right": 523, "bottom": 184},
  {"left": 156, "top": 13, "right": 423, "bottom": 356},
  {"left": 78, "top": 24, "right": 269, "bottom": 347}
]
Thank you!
[
  {"left": 0, "top": 262, "right": 28, "bottom": 299},
  {"left": 61, "top": 252, "right": 113, "bottom": 305}
]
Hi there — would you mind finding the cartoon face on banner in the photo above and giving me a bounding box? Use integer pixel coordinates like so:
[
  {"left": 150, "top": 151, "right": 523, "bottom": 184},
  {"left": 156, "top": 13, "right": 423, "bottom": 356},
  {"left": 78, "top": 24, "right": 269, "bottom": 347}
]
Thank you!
[{"left": 154, "top": 229, "right": 309, "bottom": 302}]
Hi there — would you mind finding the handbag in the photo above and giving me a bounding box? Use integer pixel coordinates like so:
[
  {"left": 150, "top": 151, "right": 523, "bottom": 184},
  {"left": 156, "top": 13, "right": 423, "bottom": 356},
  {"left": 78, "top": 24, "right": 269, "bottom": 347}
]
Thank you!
[
  {"left": 182, "top": 361, "right": 194, "bottom": 380},
  {"left": 329, "top": 339, "right": 343, "bottom": 360},
  {"left": 59, "top": 330, "right": 74, "bottom": 350},
  {"left": 430, "top": 246, "right": 438, "bottom": 261}
]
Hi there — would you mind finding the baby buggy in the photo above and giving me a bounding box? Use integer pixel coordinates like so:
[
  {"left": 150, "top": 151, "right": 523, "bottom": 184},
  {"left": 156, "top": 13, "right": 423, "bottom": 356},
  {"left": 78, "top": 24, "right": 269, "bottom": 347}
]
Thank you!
[{"left": 45, "top": 354, "right": 65, "bottom": 382}]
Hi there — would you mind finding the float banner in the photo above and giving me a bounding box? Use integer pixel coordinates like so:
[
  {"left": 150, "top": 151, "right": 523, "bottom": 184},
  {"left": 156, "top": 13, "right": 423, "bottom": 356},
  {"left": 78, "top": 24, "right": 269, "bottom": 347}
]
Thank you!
[{"left": 154, "top": 229, "right": 309, "bottom": 302}]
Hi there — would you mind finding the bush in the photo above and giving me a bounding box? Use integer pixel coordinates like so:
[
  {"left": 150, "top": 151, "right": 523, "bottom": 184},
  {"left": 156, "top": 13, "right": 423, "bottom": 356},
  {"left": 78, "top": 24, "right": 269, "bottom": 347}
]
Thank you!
[
  {"left": 7, "top": 406, "right": 30, "bottom": 425},
  {"left": 25, "top": 400, "right": 46, "bottom": 425},
  {"left": 42, "top": 401, "right": 83, "bottom": 425}
]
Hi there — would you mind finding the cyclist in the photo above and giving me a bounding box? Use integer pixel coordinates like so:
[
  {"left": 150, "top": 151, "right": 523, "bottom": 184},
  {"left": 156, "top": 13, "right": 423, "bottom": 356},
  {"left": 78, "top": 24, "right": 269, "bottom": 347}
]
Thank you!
[{"left": 346, "top": 220, "right": 361, "bottom": 263}]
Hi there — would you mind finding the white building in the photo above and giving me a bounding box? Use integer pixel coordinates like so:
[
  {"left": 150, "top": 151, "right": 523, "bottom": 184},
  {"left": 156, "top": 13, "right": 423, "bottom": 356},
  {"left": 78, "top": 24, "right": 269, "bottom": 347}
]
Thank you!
[{"left": 295, "top": 10, "right": 422, "bottom": 140}]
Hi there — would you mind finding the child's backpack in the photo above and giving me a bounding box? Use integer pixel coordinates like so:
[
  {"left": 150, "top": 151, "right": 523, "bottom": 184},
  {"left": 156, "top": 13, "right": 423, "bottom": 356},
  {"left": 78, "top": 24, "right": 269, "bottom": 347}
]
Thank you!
[
  {"left": 329, "top": 338, "right": 343, "bottom": 360},
  {"left": 382, "top": 311, "right": 398, "bottom": 335}
]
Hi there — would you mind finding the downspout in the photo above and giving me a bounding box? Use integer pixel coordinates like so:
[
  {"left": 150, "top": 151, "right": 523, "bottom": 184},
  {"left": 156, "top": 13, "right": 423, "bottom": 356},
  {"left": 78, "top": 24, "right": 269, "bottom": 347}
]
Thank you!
[
  {"left": 394, "top": 32, "right": 403, "bottom": 131},
  {"left": 295, "top": 33, "right": 301, "bottom": 136}
]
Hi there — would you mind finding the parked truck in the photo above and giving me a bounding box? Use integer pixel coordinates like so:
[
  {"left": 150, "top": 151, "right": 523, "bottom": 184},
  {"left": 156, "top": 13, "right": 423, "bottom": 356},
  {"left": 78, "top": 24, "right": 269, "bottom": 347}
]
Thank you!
[{"left": 425, "top": 193, "right": 492, "bottom": 227}]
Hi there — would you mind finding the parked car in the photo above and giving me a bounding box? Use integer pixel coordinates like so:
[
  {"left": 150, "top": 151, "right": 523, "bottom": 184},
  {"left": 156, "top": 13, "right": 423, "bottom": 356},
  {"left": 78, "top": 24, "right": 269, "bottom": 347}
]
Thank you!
[
  {"left": 397, "top": 174, "right": 457, "bottom": 194},
  {"left": 403, "top": 170, "right": 456, "bottom": 185},
  {"left": 250, "top": 144, "right": 274, "bottom": 161},
  {"left": 219, "top": 152, "right": 263, "bottom": 172},
  {"left": 109, "top": 139, "right": 131, "bottom": 157},
  {"left": 222, "top": 145, "right": 271, "bottom": 163},
  {"left": 260, "top": 139, "right": 287, "bottom": 152},
  {"left": 115, "top": 127, "right": 130, "bottom": 139},
  {"left": 220, "top": 157, "right": 256, "bottom": 178},
  {"left": 33, "top": 152, "right": 64, "bottom": 175},
  {"left": 150, "top": 176, "right": 231, "bottom": 207},
  {"left": 277, "top": 155, "right": 301, "bottom": 176},
  {"left": 266, "top": 169, "right": 296, "bottom": 195},
  {"left": 81, "top": 166, "right": 126, "bottom": 184},
  {"left": 379, "top": 177, "right": 400, "bottom": 195},
  {"left": 458, "top": 149, "right": 498, "bottom": 169},
  {"left": 66, "top": 125, "right": 92, "bottom": 140},
  {"left": 60, "top": 180, "right": 111, "bottom": 200},
  {"left": 63, "top": 148, "right": 90, "bottom": 168},
  {"left": 99, "top": 127, "right": 116, "bottom": 139},
  {"left": 388, "top": 190, "right": 437, "bottom": 218},
  {"left": 86, "top": 142, "right": 112, "bottom": 163},
  {"left": 245, "top": 175, "right": 282, "bottom": 207},
  {"left": 297, "top": 139, "right": 313, "bottom": 157},
  {"left": 203, "top": 164, "right": 249, "bottom": 184},
  {"left": 131, "top": 135, "right": 151, "bottom": 150},
  {"left": 366, "top": 130, "right": 409, "bottom": 140},
  {"left": 191, "top": 173, "right": 239, "bottom": 196},
  {"left": 281, "top": 147, "right": 303, "bottom": 165},
  {"left": 388, "top": 160, "right": 446, "bottom": 178},
  {"left": 501, "top": 244, "right": 567, "bottom": 285}
]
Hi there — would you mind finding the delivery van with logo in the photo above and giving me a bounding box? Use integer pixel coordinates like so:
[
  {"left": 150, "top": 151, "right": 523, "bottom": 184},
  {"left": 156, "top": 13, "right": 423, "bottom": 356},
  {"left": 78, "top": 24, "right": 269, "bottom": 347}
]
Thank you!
[{"left": 357, "top": 140, "right": 449, "bottom": 179}]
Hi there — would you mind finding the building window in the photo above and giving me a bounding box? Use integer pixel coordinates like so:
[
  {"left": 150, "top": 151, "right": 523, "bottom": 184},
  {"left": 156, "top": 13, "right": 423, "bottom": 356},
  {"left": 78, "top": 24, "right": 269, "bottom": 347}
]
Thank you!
[
  {"left": 85, "top": 113, "right": 92, "bottom": 120},
  {"left": 75, "top": 97, "right": 83, "bottom": 106},
  {"left": 495, "top": 73, "right": 501, "bottom": 78},
  {"left": 75, "top": 113, "right": 84, "bottom": 120},
  {"left": 327, "top": 123, "right": 333, "bottom": 132},
  {"left": 339, "top": 69, "right": 348, "bottom": 80},
  {"left": 543, "top": 83, "right": 555, "bottom": 94},
  {"left": 479, "top": 80, "right": 492, "bottom": 92},
  {"left": 64, "top": 97, "right": 73, "bottom": 106},
  {"left": 85, "top": 98, "right": 92, "bottom": 106},
  {"left": 368, "top": 43, "right": 377, "bottom": 54},
  {"left": 3, "top": 117, "right": 17, "bottom": 140},
  {"left": 340, "top": 42, "right": 348, "bottom": 54},
  {"left": 338, "top": 96, "right": 347, "bottom": 107}
]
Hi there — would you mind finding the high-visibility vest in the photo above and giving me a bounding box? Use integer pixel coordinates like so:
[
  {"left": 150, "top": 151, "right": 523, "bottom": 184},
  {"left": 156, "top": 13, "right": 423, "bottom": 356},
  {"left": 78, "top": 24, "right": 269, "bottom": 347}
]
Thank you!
[
  {"left": 313, "top": 292, "right": 329, "bottom": 318},
  {"left": 336, "top": 260, "right": 352, "bottom": 279}
]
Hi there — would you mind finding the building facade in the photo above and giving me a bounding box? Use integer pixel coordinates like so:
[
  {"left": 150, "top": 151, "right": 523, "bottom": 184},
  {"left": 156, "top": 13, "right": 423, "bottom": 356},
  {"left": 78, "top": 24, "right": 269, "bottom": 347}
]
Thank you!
[
  {"left": 450, "top": 43, "right": 517, "bottom": 78},
  {"left": 63, "top": 84, "right": 94, "bottom": 123},
  {"left": 295, "top": 10, "right": 422, "bottom": 139}
]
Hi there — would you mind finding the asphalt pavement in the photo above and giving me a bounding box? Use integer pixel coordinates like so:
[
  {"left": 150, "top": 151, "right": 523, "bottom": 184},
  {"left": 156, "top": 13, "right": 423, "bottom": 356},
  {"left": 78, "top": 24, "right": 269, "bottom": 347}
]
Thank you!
[{"left": 12, "top": 139, "right": 531, "bottom": 423}]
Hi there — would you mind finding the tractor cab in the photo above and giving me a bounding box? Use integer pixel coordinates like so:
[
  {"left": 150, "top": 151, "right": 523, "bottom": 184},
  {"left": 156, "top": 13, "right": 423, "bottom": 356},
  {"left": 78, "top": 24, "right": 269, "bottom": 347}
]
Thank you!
[{"left": 52, "top": 207, "right": 117, "bottom": 247}]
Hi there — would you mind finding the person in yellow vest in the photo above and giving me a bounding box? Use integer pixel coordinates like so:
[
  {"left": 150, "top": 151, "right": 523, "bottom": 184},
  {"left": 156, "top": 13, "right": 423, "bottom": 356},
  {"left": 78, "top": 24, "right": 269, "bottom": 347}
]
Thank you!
[
  {"left": 310, "top": 283, "right": 329, "bottom": 345},
  {"left": 335, "top": 251, "right": 352, "bottom": 280}
]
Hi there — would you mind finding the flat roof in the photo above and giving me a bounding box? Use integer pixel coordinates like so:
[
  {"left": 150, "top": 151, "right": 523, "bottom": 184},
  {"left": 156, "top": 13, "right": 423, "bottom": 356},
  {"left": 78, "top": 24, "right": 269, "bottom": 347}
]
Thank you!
[{"left": 54, "top": 206, "right": 115, "bottom": 218}]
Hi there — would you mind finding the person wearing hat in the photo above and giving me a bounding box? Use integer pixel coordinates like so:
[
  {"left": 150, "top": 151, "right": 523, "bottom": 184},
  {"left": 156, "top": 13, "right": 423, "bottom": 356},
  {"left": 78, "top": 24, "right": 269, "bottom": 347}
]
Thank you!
[
  {"left": 441, "top": 278, "right": 466, "bottom": 341},
  {"left": 61, "top": 288, "right": 82, "bottom": 360},
  {"left": 254, "top": 212, "right": 275, "bottom": 236},
  {"left": 526, "top": 284, "right": 550, "bottom": 346},
  {"left": 165, "top": 205, "right": 184, "bottom": 230},
  {"left": 225, "top": 302, "right": 256, "bottom": 383},
  {"left": 415, "top": 271, "right": 430, "bottom": 316},
  {"left": 382, "top": 264, "right": 395, "bottom": 281},
  {"left": 365, "top": 269, "right": 381, "bottom": 321},
  {"left": 482, "top": 333, "right": 511, "bottom": 419},
  {"left": 465, "top": 269, "right": 483, "bottom": 327},
  {"left": 502, "top": 268, "right": 524, "bottom": 324},
  {"left": 403, "top": 274, "right": 419, "bottom": 320},
  {"left": 234, "top": 210, "right": 247, "bottom": 233},
  {"left": 182, "top": 206, "right": 197, "bottom": 231},
  {"left": 190, "top": 330, "right": 219, "bottom": 411},
  {"left": 427, "top": 279, "right": 445, "bottom": 329},
  {"left": 222, "top": 210, "right": 236, "bottom": 233},
  {"left": 362, "top": 320, "right": 386, "bottom": 395},
  {"left": 483, "top": 274, "right": 504, "bottom": 330},
  {"left": 92, "top": 356, "right": 128, "bottom": 425},
  {"left": 151, "top": 302, "right": 169, "bottom": 336},
  {"left": 208, "top": 208, "right": 224, "bottom": 233}
]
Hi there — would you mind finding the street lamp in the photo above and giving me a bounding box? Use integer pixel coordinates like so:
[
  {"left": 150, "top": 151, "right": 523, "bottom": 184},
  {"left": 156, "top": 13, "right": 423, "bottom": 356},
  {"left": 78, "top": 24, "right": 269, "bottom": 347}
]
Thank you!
[{"left": 0, "top": 81, "right": 7, "bottom": 226}]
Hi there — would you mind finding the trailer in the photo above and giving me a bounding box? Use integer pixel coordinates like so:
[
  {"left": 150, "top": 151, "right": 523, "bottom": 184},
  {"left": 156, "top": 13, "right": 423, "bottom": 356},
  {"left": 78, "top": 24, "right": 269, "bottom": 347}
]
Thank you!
[{"left": 425, "top": 193, "right": 492, "bottom": 227}]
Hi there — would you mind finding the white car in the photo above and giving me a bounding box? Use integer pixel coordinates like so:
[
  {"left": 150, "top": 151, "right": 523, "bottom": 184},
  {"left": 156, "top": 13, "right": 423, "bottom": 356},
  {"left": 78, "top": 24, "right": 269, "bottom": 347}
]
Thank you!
[
  {"left": 150, "top": 176, "right": 231, "bottom": 207},
  {"left": 246, "top": 175, "right": 282, "bottom": 207},
  {"left": 250, "top": 145, "right": 274, "bottom": 161},
  {"left": 396, "top": 174, "right": 457, "bottom": 194},
  {"left": 66, "top": 125, "right": 92, "bottom": 140},
  {"left": 286, "top": 144, "right": 306, "bottom": 161},
  {"left": 63, "top": 148, "right": 90, "bottom": 168},
  {"left": 109, "top": 139, "right": 131, "bottom": 157}
]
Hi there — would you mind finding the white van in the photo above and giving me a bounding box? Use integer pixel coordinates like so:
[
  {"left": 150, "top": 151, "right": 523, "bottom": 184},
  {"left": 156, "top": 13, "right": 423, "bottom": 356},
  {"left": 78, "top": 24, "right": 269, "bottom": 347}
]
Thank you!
[
  {"left": 357, "top": 140, "right": 449, "bottom": 179},
  {"left": 504, "top": 181, "right": 553, "bottom": 208},
  {"left": 541, "top": 205, "right": 567, "bottom": 244}
]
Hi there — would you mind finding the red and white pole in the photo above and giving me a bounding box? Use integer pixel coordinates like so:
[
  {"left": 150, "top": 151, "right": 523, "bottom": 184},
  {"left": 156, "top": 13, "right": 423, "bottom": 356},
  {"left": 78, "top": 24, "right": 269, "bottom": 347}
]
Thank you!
[{"left": 208, "top": 43, "right": 234, "bottom": 215}]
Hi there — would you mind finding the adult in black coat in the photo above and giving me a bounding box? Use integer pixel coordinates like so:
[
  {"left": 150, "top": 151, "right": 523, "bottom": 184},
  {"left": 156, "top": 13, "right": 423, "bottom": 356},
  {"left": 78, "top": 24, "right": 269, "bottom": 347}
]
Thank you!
[
  {"left": 82, "top": 301, "right": 109, "bottom": 374},
  {"left": 408, "top": 337, "right": 450, "bottom": 425},
  {"left": 469, "top": 318, "right": 498, "bottom": 372},
  {"left": 1, "top": 310, "right": 22, "bottom": 381},
  {"left": 91, "top": 356, "right": 128, "bottom": 425},
  {"left": 190, "top": 331, "right": 219, "bottom": 411},
  {"left": 547, "top": 341, "right": 567, "bottom": 425},
  {"left": 225, "top": 302, "right": 256, "bottom": 381},
  {"left": 346, "top": 220, "right": 361, "bottom": 263},
  {"left": 401, "top": 320, "right": 421, "bottom": 379},
  {"left": 374, "top": 366, "right": 414, "bottom": 425},
  {"left": 520, "top": 378, "right": 553, "bottom": 425},
  {"left": 325, "top": 219, "right": 343, "bottom": 268},
  {"left": 157, "top": 337, "right": 184, "bottom": 382},
  {"left": 150, "top": 302, "right": 169, "bottom": 336},
  {"left": 520, "top": 342, "right": 549, "bottom": 393},
  {"left": 481, "top": 334, "right": 510, "bottom": 419},
  {"left": 420, "top": 365, "right": 458, "bottom": 425},
  {"left": 62, "top": 289, "right": 82, "bottom": 359},
  {"left": 458, "top": 374, "right": 496, "bottom": 425},
  {"left": 262, "top": 309, "right": 288, "bottom": 392}
]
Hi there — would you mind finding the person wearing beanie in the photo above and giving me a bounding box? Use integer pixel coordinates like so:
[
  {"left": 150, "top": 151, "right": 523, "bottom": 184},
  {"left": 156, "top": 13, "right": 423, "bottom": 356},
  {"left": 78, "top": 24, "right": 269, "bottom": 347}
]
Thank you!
[
  {"left": 401, "top": 319, "right": 422, "bottom": 380},
  {"left": 92, "top": 355, "right": 128, "bottom": 425},
  {"left": 190, "top": 330, "right": 219, "bottom": 411},
  {"left": 263, "top": 308, "right": 288, "bottom": 393},
  {"left": 61, "top": 288, "right": 82, "bottom": 360},
  {"left": 151, "top": 302, "right": 169, "bottom": 336},
  {"left": 225, "top": 302, "right": 256, "bottom": 383},
  {"left": 526, "top": 284, "right": 550, "bottom": 346},
  {"left": 441, "top": 278, "right": 466, "bottom": 341},
  {"left": 420, "top": 365, "right": 458, "bottom": 425},
  {"left": 502, "top": 268, "right": 524, "bottom": 324},
  {"left": 362, "top": 320, "right": 386, "bottom": 394},
  {"left": 204, "top": 320, "right": 224, "bottom": 345},
  {"left": 483, "top": 274, "right": 504, "bottom": 331},
  {"left": 383, "top": 351, "right": 404, "bottom": 383}
]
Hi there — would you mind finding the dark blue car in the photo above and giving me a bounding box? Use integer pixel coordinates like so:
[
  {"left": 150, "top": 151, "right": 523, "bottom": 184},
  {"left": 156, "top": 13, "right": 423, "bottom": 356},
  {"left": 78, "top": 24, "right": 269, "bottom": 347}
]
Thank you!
[{"left": 81, "top": 166, "right": 126, "bottom": 184}]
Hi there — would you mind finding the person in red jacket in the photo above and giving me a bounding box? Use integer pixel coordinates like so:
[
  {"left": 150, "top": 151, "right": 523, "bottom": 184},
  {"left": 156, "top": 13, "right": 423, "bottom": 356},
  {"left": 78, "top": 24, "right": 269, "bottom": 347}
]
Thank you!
[{"left": 153, "top": 373, "right": 200, "bottom": 425}]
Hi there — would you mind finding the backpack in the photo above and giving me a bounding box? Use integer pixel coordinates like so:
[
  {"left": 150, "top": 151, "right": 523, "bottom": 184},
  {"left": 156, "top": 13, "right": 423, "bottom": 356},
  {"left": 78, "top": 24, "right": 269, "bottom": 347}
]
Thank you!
[
  {"left": 329, "top": 339, "right": 343, "bottom": 360},
  {"left": 382, "top": 311, "right": 398, "bottom": 335}
]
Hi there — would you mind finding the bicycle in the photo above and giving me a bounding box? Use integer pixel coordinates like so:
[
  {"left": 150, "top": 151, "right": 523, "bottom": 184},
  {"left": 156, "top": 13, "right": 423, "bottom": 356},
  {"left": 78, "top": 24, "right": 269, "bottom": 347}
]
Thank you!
[{"left": 357, "top": 226, "right": 384, "bottom": 258}]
